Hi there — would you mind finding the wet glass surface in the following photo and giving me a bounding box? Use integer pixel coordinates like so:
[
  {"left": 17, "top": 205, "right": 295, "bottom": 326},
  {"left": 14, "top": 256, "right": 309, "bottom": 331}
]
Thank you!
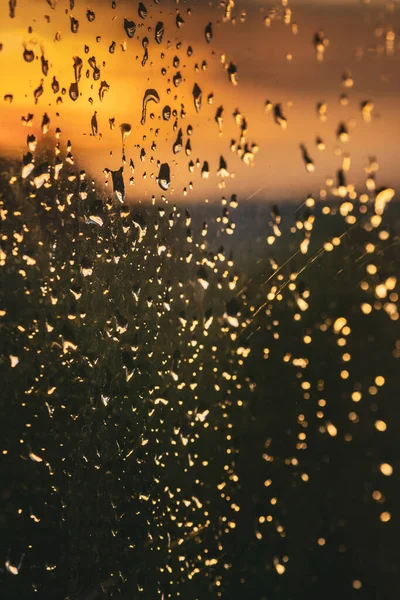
[{"left": 0, "top": 1, "right": 400, "bottom": 599}]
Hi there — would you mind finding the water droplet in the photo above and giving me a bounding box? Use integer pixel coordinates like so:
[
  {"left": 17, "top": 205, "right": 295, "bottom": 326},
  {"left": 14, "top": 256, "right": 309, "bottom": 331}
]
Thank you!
[
  {"left": 173, "top": 72, "right": 183, "bottom": 87},
  {"left": 33, "top": 80, "right": 44, "bottom": 104},
  {"left": 205, "top": 22, "right": 213, "bottom": 43},
  {"left": 23, "top": 47, "right": 34, "bottom": 63},
  {"left": 227, "top": 62, "right": 238, "bottom": 85},
  {"left": 193, "top": 83, "right": 202, "bottom": 112},
  {"left": 111, "top": 167, "right": 125, "bottom": 202},
  {"left": 91, "top": 111, "right": 98, "bottom": 136},
  {"left": 124, "top": 18, "right": 136, "bottom": 39},
  {"left": 99, "top": 81, "right": 110, "bottom": 101},
  {"left": 158, "top": 163, "right": 171, "bottom": 190},
  {"left": 176, "top": 12, "right": 184, "bottom": 28},
  {"left": 173, "top": 129, "right": 183, "bottom": 154},
  {"left": 155, "top": 21, "right": 164, "bottom": 44},
  {"left": 138, "top": 2, "right": 147, "bottom": 19},
  {"left": 273, "top": 104, "right": 287, "bottom": 129},
  {"left": 51, "top": 76, "right": 59, "bottom": 93},
  {"left": 86, "top": 9, "right": 95, "bottom": 22},
  {"left": 70, "top": 16, "right": 79, "bottom": 34},
  {"left": 9, "top": 0, "right": 16, "bottom": 18},
  {"left": 162, "top": 105, "right": 171, "bottom": 121},
  {"left": 73, "top": 56, "right": 82, "bottom": 82},
  {"left": 141, "top": 89, "right": 160, "bottom": 125},
  {"left": 41, "top": 55, "right": 49, "bottom": 76},
  {"left": 69, "top": 82, "right": 79, "bottom": 101}
]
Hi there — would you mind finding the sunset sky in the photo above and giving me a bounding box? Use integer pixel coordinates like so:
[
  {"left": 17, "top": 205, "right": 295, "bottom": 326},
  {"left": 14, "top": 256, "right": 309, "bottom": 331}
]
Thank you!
[{"left": 0, "top": 0, "right": 399, "bottom": 203}]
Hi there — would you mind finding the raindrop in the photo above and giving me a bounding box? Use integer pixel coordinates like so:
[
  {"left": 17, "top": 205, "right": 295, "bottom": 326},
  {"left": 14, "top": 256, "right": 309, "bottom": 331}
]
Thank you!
[
  {"left": 300, "top": 144, "right": 315, "bottom": 172},
  {"left": 41, "top": 112, "right": 50, "bottom": 134},
  {"left": 141, "top": 89, "right": 160, "bottom": 125},
  {"left": 69, "top": 82, "right": 79, "bottom": 101},
  {"left": 193, "top": 83, "right": 202, "bottom": 112},
  {"left": 91, "top": 111, "right": 98, "bottom": 136},
  {"left": 51, "top": 76, "right": 59, "bottom": 93},
  {"left": 33, "top": 80, "right": 44, "bottom": 104},
  {"left": 99, "top": 81, "right": 110, "bottom": 101},
  {"left": 120, "top": 122, "right": 131, "bottom": 142},
  {"left": 201, "top": 161, "right": 210, "bottom": 178},
  {"left": 41, "top": 55, "right": 49, "bottom": 76},
  {"left": 70, "top": 16, "right": 79, "bottom": 34},
  {"left": 162, "top": 105, "right": 171, "bottom": 121},
  {"left": 124, "top": 18, "right": 136, "bottom": 39},
  {"left": 227, "top": 62, "right": 238, "bottom": 85},
  {"left": 158, "top": 163, "right": 171, "bottom": 190},
  {"left": 111, "top": 167, "right": 125, "bottom": 202},
  {"left": 73, "top": 56, "right": 82, "bottom": 82},
  {"left": 138, "top": 2, "right": 147, "bottom": 19},
  {"left": 173, "top": 72, "right": 183, "bottom": 87},
  {"left": 205, "top": 22, "right": 213, "bottom": 43},
  {"left": 23, "top": 48, "right": 34, "bottom": 63},
  {"left": 173, "top": 129, "right": 183, "bottom": 154},
  {"left": 155, "top": 21, "right": 164, "bottom": 44},
  {"left": 86, "top": 9, "right": 95, "bottom": 22},
  {"left": 273, "top": 104, "right": 287, "bottom": 129},
  {"left": 9, "top": 0, "right": 16, "bottom": 18}
]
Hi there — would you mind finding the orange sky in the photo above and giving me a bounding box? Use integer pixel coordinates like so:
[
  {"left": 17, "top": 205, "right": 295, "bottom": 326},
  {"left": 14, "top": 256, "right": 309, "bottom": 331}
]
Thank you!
[{"left": 0, "top": 0, "right": 399, "bottom": 203}]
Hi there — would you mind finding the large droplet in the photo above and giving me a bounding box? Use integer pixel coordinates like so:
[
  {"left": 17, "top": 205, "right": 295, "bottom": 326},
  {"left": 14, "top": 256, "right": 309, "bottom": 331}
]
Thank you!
[
  {"left": 99, "top": 81, "right": 110, "bottom": 101},
  {"left": 176, "top": 12, "right": 184, "bottom": 28},
  {"left": 173, "top": 72, "right": 182, "bottom": 87},
  {"left": 138, "top": 2, "right": 147, "bottom": 19},
  {"left": 73, "top": 56, "right": 82, "bottom": 82},
  {"left": 51, "top": 76, "right": 59, "bottom": 93},
  {"left": 273, "top": 104, "right": 287, "bottom": 129},
  {"left": 120, "top": 122, "right": 132, "bottom": 142},
  {"left": 124, "top": 18, "right": 136, "bottom": 38},
  {"left": 41, "top": 55, "right": 49, "bottom": 76},
  {"left": 162, "top": 106, "right": 171, "bottom": 121},
  {"left": 158, "top": 163, "right": 171, "bottom": 191},
  {"left": 193, "top": 83, "right": 202, "bottom": 112},
  {"left": 155, "top": 21, "right": 164, "bottom": 44},
  {"left": 205, "top": 22, "right": 213, "bottom": 43},
  {"left": 141, "top": 89, "right": 160, "bottom": 125},
  {"left": 86, "top": 9, "right": 95, "bottom": 22},
  {"left": 172, "top": 129, "right": 183, "bottom": 154},
  {"left": 227, "top": 62, "right": 238, "bottom": 85},
  {"left": 34, "top": 81, "right": 44, "bottom": 104},
  {"left": 69, "top": 82, "right": 79, "bottom": 101},
  {"left": 23, "top": 48, "right": 34, "bottom": 63},
  {"left": 111, "top": 167, "right": 125, "bottom": 202},
  {"left": 70, "top": 16, "right": 79, "bottom": 34},
  {"left": 9, "top": 0, "right": 16, "bottom": 18},
  {"left": 91, "top": 111, "right": 98, "bottom": 136}
]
